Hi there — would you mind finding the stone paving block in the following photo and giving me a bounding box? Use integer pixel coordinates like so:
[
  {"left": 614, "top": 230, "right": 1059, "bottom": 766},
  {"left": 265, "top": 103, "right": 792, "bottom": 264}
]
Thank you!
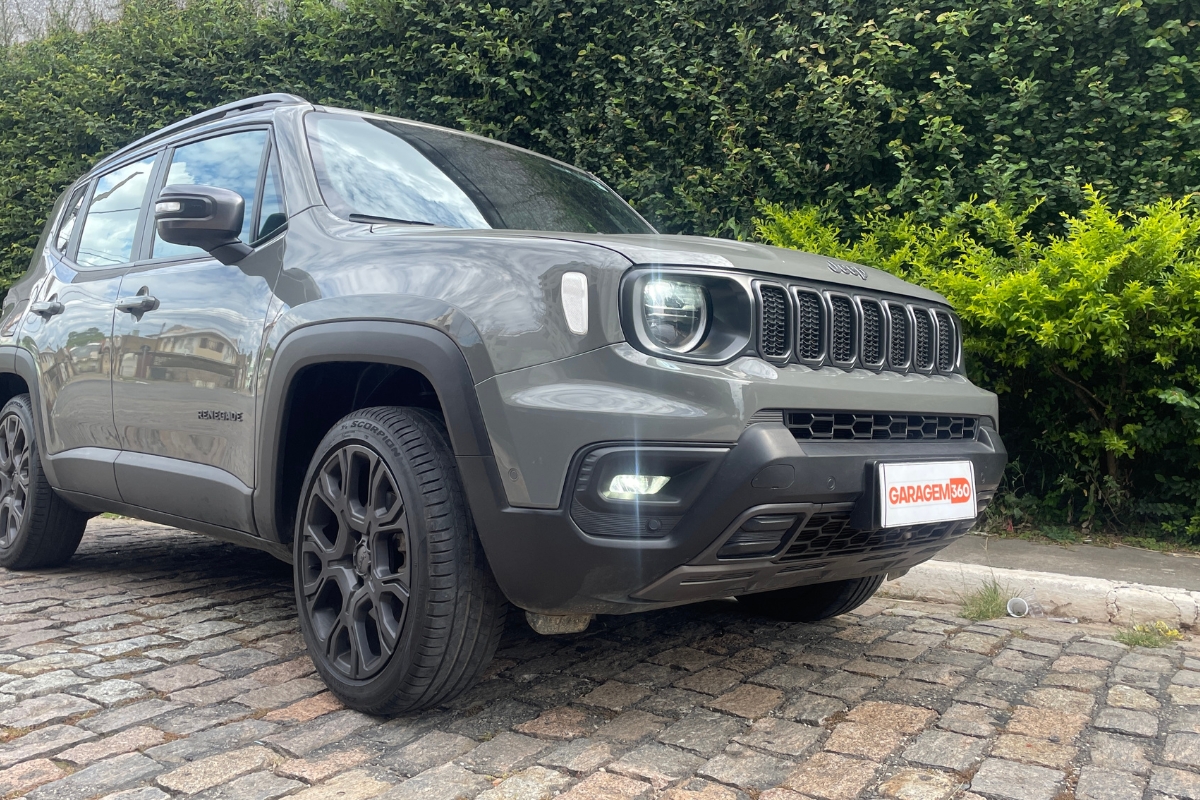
[
  {"left": 84, "top": 657, "right": 163, "bottom": 678},
  {"left": 197, "top": 648, "right": 276, "bottom": 672},
  {"left": 476, "top": 766, "right": 570, "bottom": 800},
  {"left": 778, "top": 691, "right": 846, "bottom": 725},
  {"left": 782, "top": 751, "right": 877, "bottom": 800},
  {"left": 1075, "top": 766, "right": 1145, "bottom": 800},
  {"left": 903, "top": 730, "right": 987, "bottom": 772},
  {"left": 990, "top": 734, "right": 1075, "bottom": 769},
  {"left": 750, "top": 664, "right": 821, "bottom": 690},
  {"left": 877, "top": 769, "right": 956, "bottom": 800},
  {"left": 1151, "top": 766, "right": 1200, "bottom": 800},
  {"left": 139, "top": 663, "right": 221, "bottom": 693},
  {"left": 157, "top": 744, "right": 279, "bottom": 794},
  {"left": 539, "top": 738, "right": 618, "bottom": 774},
  {"left": 809, "top": 671, "right": 879, "bottom": 702},
  {"left": 233, "top": 676, "right": 325, "bottom": 709},
  {"left": 968, "top": 759, "right": 1062, "bottom": 800},
  {"left": 556, "top": 771, "right": 652, "bottom": 800},
  {"left": 0, "top": 758, "right": 67, "bottom": 797},
  {"left": 146, "top": 719, "right": 280, "bottom": 764},
  {"left": 1006, "top": 706, "right": 1088, "bottom": 740},
  {"left": 1094, "top": 707, "right": 1159, "bottom": 738},
  {"left": 608, "top": 742, "right": 702, "bottom": 789},
  {"left": 171, "top": 676, "right": 264, "bottom": 704},
  {"left": 1106, "top": 684, "right": 1159, "bottom": 710},
  {"left": 657, "top": 710, "right": 743, "bottom": 757},
  {"left": 825, "top": 721, "right": 904, "bottom": 760},
  {"left": 262, "top": 691, "right": 344, "bottom": 723},
  {"left": 1172, "top": 685, "right": 1200, "bottom": 706},
  {"left": 5, "top": 652, "right": 100, "bottom": 675},
  {"left": 156, "top": 702, "right": 251, "bottom": 735},
  {"left": 1165, "top": 732, "right": 1200, "bottom": 769},
  {"left": 249, "top": 657, "right": 315, "bottom": 686},
  {"left": 594, "top": 710, "right": 668, "bottom": 743},
  {"left": 0, "top": 691, "right": 97, "bottom": 728},
  {"left": 636, "top": 687, "right": 708, "bottom": 719},
  {"left": 276, "top": 748, "right": 372, "bottom": 783},
  {"left": 1088, "top": 731, "right": 1152, "bottom": 776},
  {"left": 145, "top": 636, "right": 241, "bottom": 663},
  {"left": 449, "top": 699, "right": 541, "bottom": 739},
  {"left": 699, "top": 743, "right": 792, "bottom": 791},
  {"left": 0, "top": 723, "right": 94, "bottom": 768},
  {"left": 515, "top": 706, "right": 601, "bottom": 740},
  {"left": 384, "top": 730, "right": 478, "bottom": 776},
  {"left": 649, "top": 647, "right": 720, "bottom": 672},
  {"left": 1051, "top": 654, "right": 1107, "bottom": 672},
  {"left": 193, "top": 771, "right": 304, "bottom": 800},
  {"left": 705, "top": 683, "right": 782, "bottom": 718},
  {"left": 846, "top": 701, "right": 938, "bottom": 734},
  {"left": 579, "top": 681, "right": 648, "bottom": 710},
  {"left": 734, "top": 716, "right": 822, "bottom": 757},
  {"left": 73, "top": 678, "right": 152, "bottom": 706},
  {"left": 0, "top": 669, "right": 91, "bottom": 699},
  {"left": 265, "top": 709, "right": 375, "bottom": 757},
  {"left": 381, "top": 763, "right": 490, "bottom": 800},
  {"left": 58, "top": 725, "right": 166, "bottom": 765},
  {"left": 459, "top": 731, "right": 548, "bottom": 775},
  {"left": 80, "top": 698, "right": 184, "bottom": 734},
  {"left": 673, "top": 667, "right": 742, "bottom": 695},
  {"left": 290, "top": 770, "right": 392, "bottom": 800},
  {"left": 27, "top": 752, "right": 163, "bottom": 800},
  {"left": 936, "top": 702, "right": 998, "bottom": 737}
]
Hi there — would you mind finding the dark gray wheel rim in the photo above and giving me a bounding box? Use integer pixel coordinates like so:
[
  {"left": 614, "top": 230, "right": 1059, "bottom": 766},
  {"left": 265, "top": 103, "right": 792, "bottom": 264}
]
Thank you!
[
  {"left": 0, "top": 412, "right": 29, "bottom": 549},
  {"left": 300, "top": 443, "right": 411, "bottom": 680}
]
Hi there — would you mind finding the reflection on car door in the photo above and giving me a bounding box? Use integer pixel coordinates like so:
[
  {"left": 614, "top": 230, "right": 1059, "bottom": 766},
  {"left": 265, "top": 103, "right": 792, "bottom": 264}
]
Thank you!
[
  {"left": 110, "top": 129, "right": 286, "bottom": 533},
  {"left": 20, "top": 155, "right": 158, "bottom": 499}
]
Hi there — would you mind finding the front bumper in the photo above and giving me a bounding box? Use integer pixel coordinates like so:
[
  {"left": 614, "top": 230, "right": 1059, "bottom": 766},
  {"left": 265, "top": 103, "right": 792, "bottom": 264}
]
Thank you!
[{"left": 461, "top": 419, "right": 1007, "bottom": 616}]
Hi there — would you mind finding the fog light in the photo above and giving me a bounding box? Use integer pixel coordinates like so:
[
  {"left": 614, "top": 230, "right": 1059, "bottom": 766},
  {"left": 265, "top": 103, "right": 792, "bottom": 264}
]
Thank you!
[{"left": 602, "top": 474, "right": 670, "bottom": 501}]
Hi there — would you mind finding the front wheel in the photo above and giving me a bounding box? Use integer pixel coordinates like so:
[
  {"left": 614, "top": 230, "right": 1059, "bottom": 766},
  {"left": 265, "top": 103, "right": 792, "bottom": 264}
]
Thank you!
[
  {"left": 294, "top": 406, "right": 507, "bottom": 715},
  {"left": 736, "top": 574, "right": 885, "bottom": 622}
]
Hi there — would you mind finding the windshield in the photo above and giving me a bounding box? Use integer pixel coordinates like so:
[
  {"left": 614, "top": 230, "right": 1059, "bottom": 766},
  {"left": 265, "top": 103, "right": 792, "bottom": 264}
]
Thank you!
[{"left": 306, "top": 112, "right": 654, "bottom": 235}]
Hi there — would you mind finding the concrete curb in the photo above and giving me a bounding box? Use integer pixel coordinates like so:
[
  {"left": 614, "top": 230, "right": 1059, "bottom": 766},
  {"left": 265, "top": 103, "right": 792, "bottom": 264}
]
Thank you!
[{"left": 880, "top": 559, "right": 1200, "bottom": 629}]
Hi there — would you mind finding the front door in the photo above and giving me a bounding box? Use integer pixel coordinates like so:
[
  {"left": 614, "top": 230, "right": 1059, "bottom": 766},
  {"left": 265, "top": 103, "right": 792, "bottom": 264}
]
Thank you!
[{"left": 110, "top": 128, "right": 287, "bottom": 531}]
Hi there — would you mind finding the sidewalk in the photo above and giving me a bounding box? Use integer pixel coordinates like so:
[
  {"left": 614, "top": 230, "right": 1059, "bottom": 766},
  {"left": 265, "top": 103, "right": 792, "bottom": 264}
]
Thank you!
[{"left": 883, "top": 533, "right": 1200, "bottom": 629}]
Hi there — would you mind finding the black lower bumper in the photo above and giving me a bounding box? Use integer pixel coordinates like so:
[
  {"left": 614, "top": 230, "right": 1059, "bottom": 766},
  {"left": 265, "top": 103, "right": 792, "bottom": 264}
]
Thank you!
[{"left": 461, "top": 421, "right": 1007, "bottom": 616}]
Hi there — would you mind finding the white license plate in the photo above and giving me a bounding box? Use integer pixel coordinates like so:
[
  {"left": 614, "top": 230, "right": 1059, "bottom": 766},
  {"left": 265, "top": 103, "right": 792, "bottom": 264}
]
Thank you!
[{"left": 878, "top": 461, "right": 976, "bottom": 528}]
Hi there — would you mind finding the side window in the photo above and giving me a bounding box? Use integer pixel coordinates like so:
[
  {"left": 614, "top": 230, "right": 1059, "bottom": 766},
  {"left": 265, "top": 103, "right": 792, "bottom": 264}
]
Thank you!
[
  {"left": 75, "top": 155, "right": 157, "bottom": 268},
  {"left": 153, "top": 129, "right": 268, "bottom": 260},
  {"left": 254, "top": 148, "right": 287, "bottom": 242},
  {"left": 55, "top": 188, "right": 86, "bottom": 253}
]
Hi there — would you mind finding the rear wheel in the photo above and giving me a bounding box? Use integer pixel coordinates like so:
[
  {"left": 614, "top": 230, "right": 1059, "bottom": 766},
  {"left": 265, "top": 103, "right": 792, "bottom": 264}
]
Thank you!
[
  {"left": 293, "top": 406, "right": 507, "bottom": 714},
  {"left": 0, "top": 394, "right": 89, "bottom": 569},
  {"left": 736, "top": 574, "right": 885, "bottom": 622}
]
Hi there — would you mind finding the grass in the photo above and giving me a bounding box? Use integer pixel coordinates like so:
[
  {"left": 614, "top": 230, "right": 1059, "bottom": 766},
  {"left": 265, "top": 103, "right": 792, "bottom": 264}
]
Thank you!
[
  {"left": 960, "top": 577, "right": 1012, "bottom": 621},
  {"left": 1115, "top": 620, "right": 1185, "bottom": 648}
]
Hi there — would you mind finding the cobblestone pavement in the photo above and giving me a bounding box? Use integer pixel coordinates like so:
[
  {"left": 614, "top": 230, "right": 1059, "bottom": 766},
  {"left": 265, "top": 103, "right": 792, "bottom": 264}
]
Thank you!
[{"left": 2, "top": 519, "right": 1200, "bottom": 800}]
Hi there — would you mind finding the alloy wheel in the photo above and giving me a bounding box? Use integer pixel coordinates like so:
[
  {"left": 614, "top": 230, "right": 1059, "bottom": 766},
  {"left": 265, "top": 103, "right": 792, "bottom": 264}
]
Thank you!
[
  {"left": 0, "top": 412, "right": 30, "bottom": 549},
  {"left": 300, "top": 443, "right": 411, "bottom": 680}
]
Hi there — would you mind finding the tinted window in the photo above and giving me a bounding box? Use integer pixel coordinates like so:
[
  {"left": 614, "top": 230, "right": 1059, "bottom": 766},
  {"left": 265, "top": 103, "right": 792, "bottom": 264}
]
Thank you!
[
  {"left": 55, "top": 188, "right": 86, "bottom": 253},
  {"left": 76, "top": 155, "right": 157, "bottom": 268},
  {"left": 255, "top": 148, "right": 287, "bottom": 241},
  {"left": 306, "top": 113, "right": 654, "bottom": 235},
  {"left": 153, "top": 130, "right": 268, "bottom": 259}
]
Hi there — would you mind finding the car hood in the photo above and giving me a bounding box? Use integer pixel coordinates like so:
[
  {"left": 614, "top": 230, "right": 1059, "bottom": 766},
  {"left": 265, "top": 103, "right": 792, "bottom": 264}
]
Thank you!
[{"left": 536, "top": 233, "right": 947, "bottom": 304}]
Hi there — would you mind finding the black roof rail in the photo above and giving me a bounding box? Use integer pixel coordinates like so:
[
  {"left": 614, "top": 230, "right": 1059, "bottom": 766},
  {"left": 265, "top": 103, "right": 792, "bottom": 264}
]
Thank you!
[{"left": 97, "top": 93, "right": 309, "bottom": 168}]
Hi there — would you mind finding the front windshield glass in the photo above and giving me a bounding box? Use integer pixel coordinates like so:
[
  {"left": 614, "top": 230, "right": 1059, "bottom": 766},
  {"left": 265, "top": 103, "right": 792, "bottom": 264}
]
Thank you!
[{"left": 306, "top": 112, "right": 654, "bottom": 235}]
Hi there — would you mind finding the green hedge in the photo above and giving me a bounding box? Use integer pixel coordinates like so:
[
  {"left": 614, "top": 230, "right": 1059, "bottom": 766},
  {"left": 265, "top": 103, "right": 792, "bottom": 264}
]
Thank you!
[
  {"left": 758, "top": 192, "right": 1200, "bottom": 537},
  {"left": 1, "top": 0, "right": 1198, "bottom": 290}
]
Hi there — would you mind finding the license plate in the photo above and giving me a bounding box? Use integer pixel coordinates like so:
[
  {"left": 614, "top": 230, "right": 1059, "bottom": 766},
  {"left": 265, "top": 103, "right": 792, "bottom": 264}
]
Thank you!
[{"left": 878, "top": 461, "right": 976, "bottom": 528}]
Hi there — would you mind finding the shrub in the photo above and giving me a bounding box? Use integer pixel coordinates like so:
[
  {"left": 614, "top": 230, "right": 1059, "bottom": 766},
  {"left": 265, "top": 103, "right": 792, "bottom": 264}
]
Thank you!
[
  {"left": 757, "top": 191, "right": 1200, "bottom": 533},
  {"left": 1, "top": 0, "right": 1198, "bottom": 292}
]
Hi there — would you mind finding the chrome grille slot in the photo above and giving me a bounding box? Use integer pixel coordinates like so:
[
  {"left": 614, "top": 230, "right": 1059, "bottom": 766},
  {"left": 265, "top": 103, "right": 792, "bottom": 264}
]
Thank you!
[
  {"left": 829, "top": 295, "right": 855, "bottom": 364},
  {"left": 935, "top": 310, "right": 955, "bottom": 371},
  {"left": 913, "top": 308, "right": 934, "bottom": 370},
  {"left": 758, "top": 284, "right": 789, "bottom": 359},
  {"left": 860, "top": 299, "right": 884, "bottom": 366},
  {"left": 795, "top": 289, "right": 823, "bottom": 361}
]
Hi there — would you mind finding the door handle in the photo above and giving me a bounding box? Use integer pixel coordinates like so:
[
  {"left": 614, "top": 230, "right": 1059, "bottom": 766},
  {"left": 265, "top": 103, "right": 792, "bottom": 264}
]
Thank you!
[
  {"left": 29, "top": 300, "right": 64, "bottom": 319},
  {"left": 116, "top": 294, "right": 159, "bottom": 316}
]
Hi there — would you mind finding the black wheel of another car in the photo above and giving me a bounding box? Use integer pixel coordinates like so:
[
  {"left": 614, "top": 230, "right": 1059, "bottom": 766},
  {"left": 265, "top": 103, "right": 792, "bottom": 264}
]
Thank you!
[
  {"left": 294, "top": 406, "right": 507, "bottom": 714},
  {"left": 736, "top": 574, "right": 886, "bottom": 622},
  {"left": 0, "top": 394, "right": 89, "bottom": 569}
]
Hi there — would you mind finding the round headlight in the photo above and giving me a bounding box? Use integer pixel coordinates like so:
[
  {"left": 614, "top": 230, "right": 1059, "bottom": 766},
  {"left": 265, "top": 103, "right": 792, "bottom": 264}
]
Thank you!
[{"left": 642, "top": 279, "right": 709, "bottom": 353}]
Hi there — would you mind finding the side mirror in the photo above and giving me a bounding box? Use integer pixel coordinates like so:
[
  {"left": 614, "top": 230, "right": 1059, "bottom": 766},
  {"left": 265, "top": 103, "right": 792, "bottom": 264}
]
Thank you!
[{"left": 155, "top": 184, "right": 252, "bottom": 265}]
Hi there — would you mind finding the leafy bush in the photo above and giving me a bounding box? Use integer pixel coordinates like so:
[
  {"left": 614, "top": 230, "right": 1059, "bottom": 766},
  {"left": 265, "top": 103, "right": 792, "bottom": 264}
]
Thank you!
[
  {"left": 1, "top": 0, "right": 1198, "bottom": 292},
  {"left": 757, "top": 191, "right": 1200, "bottom": 534}
]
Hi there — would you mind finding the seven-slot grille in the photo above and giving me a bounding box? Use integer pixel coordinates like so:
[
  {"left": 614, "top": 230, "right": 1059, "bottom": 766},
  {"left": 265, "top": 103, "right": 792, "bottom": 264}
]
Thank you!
[
  {"left": 784, "top": 411, "right": 978, "bottom": 442},
  {"left": 757, "top": 281, "right": 958, "bottom": 374}
]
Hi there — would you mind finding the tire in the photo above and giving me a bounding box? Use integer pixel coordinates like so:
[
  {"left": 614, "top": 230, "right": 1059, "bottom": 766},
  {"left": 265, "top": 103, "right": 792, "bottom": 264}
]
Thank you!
[
  {"left": 293, "top": 406, "right": 507, "bottom": 714},
  {"left": 0, "top": 394, "right": 89, "bottom": 569},
  {"left": 736, "top": 574, "right": 886, "bottom": 622}
]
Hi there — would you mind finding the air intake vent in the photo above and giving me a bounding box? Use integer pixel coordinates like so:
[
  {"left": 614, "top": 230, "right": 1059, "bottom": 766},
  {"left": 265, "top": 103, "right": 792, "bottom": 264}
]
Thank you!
[
  {"left": 860, "top": 300, "right": 884, "bottom": 366},
  {"left": 784, "top": 411, "right": 978, "bottom": 442},
  {"left": 795, "top": 290, "right": 823, "bottom": 361},
  {"left": 758, "top": 285, "right": 789, "bottom": 359},
  {"left": 935, "top": 310, "right": 955, "bottom": 371},
  {"left": 888, "top": 305, "right": 908, "bottom": 365},
  {"left": 830, "top": 296, "right": 854, "bottom": 363},
  {"left": 913, "top": 309, "right": 934, "bottom": 370}
]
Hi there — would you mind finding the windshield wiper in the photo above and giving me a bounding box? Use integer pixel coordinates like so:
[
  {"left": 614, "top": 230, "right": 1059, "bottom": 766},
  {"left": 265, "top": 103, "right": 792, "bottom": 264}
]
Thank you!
[{"left": 348, "top": 213, "right": 438, "bottom": 227}]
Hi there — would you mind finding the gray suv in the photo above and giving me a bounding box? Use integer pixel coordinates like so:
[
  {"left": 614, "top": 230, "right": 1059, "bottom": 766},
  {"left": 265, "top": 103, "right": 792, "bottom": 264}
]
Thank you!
[{"left": 0, "top": 94, "right": 1006, "bottom": 713}]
